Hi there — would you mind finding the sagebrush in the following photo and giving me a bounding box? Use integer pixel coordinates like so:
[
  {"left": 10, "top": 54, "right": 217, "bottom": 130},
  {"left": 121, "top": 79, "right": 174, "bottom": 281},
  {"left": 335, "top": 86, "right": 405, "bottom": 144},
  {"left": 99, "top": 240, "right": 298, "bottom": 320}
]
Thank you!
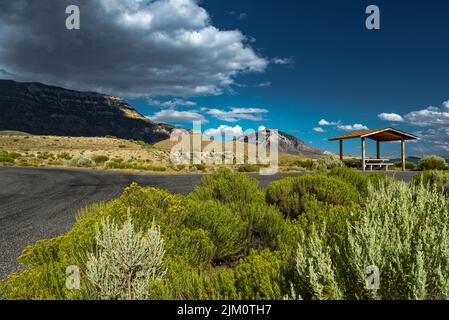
[{"left": 2, "top": 170, "right": 449, "bottom": 300}]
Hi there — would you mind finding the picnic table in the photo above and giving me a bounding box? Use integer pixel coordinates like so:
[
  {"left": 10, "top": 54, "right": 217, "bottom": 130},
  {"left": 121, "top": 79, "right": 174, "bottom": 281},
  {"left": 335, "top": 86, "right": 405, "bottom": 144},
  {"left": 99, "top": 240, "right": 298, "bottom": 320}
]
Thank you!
[{"left": 364, "top": 159, "right": 394, "bottom": 171}]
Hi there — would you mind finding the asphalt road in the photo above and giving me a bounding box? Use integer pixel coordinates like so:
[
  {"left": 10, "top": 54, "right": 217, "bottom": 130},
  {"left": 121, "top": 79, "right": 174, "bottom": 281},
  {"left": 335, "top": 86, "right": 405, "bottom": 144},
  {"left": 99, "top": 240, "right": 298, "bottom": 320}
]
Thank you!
[{"left": 0, "top": 166, "right": 417, "bottom": 279}]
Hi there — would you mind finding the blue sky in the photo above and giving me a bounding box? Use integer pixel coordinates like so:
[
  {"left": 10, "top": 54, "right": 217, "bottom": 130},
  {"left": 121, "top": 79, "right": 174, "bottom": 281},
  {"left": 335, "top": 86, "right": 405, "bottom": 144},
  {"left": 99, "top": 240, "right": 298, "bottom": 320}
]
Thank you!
[
  {"left": 1, "top": 0, "right": 449, "bottom": 156},
  {"left": 134, "top": 0, "right": 449, "bottom": 156}
]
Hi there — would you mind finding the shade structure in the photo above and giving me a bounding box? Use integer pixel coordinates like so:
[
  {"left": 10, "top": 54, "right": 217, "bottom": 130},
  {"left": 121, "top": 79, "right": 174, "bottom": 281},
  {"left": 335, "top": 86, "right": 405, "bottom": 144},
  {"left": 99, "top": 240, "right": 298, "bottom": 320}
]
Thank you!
[{"left": 328, "top": 128, "right": 418, "bottom": 171}]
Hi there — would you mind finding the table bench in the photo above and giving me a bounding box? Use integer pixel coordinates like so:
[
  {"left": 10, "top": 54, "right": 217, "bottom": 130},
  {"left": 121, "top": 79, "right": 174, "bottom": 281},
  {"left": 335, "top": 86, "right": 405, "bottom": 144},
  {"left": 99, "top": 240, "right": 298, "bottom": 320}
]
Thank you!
[{"left": 364, "top": 159, "right": 394, "bottom": 171}]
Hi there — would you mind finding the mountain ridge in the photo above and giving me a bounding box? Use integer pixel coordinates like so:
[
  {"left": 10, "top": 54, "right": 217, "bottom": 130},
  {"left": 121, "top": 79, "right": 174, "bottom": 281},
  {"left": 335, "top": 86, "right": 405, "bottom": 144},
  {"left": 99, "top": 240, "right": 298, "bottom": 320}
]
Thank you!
[
  {"left": 0, "top": 79, "right": 173, "bottom": 144},
  {"left": 237, "top": 128, "right": 325, "bottom": 157}
]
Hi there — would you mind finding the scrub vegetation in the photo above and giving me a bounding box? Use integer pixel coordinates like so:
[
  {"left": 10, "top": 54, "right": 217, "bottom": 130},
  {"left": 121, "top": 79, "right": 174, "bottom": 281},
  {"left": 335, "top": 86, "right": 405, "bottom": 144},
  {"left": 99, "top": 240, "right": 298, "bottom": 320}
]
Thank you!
[
  {"left": 2, "top": 168, "right": 449, "bottom": 300},
  {"left": 0, "top": 133, "right": 316, "bottom": 173}
]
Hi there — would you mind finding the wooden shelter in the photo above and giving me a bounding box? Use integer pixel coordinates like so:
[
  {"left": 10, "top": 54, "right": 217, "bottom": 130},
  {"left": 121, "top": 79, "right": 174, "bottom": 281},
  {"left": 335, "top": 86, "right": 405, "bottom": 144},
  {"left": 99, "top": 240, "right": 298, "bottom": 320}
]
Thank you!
[{"left": 328, "top": 128, "right": 418, "bottom": 171}]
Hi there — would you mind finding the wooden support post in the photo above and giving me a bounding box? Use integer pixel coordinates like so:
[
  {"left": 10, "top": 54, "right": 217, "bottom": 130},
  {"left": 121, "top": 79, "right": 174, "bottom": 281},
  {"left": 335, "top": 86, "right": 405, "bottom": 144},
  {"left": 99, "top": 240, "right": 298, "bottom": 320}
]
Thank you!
[
  {"left": 401, "top": 138, "right": 406, "bottom": 172},
  {"left": 361, "top": 137, "right": 366, "bottom": 171},
  {"left": 339, "top": 140, "right": 344, "bottom": 161},
  {"left": 376, "top": 141, "right": 381, "bottom": 160}
]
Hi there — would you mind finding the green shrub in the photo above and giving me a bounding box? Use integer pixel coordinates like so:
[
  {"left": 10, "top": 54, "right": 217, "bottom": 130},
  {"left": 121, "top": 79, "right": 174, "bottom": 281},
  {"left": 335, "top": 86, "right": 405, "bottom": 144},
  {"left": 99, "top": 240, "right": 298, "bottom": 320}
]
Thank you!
[
  {"left": 190, "top": 163, "right": 207, "bottom": 171},
  {"left": 8, "top": 152, "right": 21, "bottom": 159},
  {"left": 266, "top": 174, "right": 359, "bottom": 218},
  {"left": 145, "top": 166, "right": 167, "bottom": 172},
  {"left": 0, "top": 236, "right": 68, "bottom": 300},
  {"left": 329, "top": 167, "right": 368, "bottom": 192},
  {"left": 298, "top": 195, "right": 358, "bottom": 246},
  {"left": 0, "top": 151, "right": 22, "bottom": 165},
  {"left": 238, "top": 164, "right": 260, "bottom": 173},
  {"left": 148, "top": 257, "right": 240, "bottom": 300},
  {"left": 104, "top": 160, "right": 166, "bottom": 172},
  {"left": 293, "top": 160, "right": 314, "bottom": 169},
  {"left": 419, "top": 155, "right": 447, "bottom": 171},
  {"left": 190, "top": 169, "right": 264, "bottom": 204},
  {"left": 313, "top": 157, "right": 344, "bottom": 171},
  {"left": 168, "top": 228, "right": 216, "bottom": 267},
  {"left": 183, "top": 200, "right": 247, "bottom": 262},
  {"left": 329, "top": 167, "right": 392, "bottom": 198},
  {"left": 266, "top": 177, "right": 301, "bottom": 217},
  {"left": 57, "top": 152, "right": 72, "bottom": 160},
  {"left": 17, "top": 159, "right": 31, "bottom": 167},
  {"left": 413, "top": 170, "right": 449, "bottom": 196},
  {"left": 37, "top": 152, "right": 54, "bottom": 160},
  {"left": 394, "top": 160, "right": 417, "bottom": 170},
  {"left": 0, "top": 151, "right": 16, "bottom": 165},
  {"left": 343, "top": 158, "right": 361, "bottom": 169},
  {"left": 71, "top": 155, "right": 94, "bottom": 167},
  {"left": 280, "top": 159, "right": 314, "bottom": 169},
  {"left": 155, "top": 166, "right": 168, "bottom": 172},
  {"left": 104, "top": 160, "right": 132, "bottom": 169},
  {"left": 300, "top": 174, "right": 360, "bottom": 205},
  {"left": 240, "top": 202, "right": 292, "bottom": 250},
  {"left": 91, "top": 155, "right": 109, "bottom": 164},
  {"left": 0, "top": 262, "right": 66, "bottom": 300},
  {"left": 0, "top": 159, "right": 14, "bottom": 166},
  {"left": 113, "top": 183, "right": 188, "bottom": 234},
  {"left": 234, "top": 249, "right": 288, "bottom": 300},
  {"left": 171, "top": 164, "right": 186, "bottom": 171},
  {"left": 295, "top": 181, "right": 449, "bottom": 300}
]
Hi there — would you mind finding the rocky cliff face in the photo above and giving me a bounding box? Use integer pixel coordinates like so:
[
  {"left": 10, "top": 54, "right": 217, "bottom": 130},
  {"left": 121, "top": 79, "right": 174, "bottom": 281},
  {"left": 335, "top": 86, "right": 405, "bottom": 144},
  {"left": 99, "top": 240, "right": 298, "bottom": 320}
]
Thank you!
[
  {"left": 275, "top": 130, "right": 324, "bottom": 157},
  {"left": 238, "top": 129, "right": 325, "bottom": 157},
  {"left": 0, "top": 80, "right": 173, "bottom": 143}
]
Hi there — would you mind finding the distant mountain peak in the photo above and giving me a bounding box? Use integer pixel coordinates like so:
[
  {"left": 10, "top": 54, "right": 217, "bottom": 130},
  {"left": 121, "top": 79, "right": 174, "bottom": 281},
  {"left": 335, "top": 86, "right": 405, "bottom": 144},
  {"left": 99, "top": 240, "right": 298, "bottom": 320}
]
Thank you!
[{"left": 237, "top": 128, "right": 325, "bottom": 157}]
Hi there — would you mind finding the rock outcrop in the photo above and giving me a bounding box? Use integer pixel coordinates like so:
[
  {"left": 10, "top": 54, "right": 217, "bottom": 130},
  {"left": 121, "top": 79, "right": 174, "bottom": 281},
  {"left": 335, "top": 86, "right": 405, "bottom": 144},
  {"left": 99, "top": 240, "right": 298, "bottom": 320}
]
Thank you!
[{"left": 0, "top": 80, "right": 173, "bottom": 143}]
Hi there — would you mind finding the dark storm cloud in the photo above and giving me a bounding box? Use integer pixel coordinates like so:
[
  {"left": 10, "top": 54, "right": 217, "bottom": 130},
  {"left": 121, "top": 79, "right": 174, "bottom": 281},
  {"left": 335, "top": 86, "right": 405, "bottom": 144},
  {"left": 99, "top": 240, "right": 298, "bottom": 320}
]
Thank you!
[{"left": 0, "top": 0, "right": 268, "bottom": 97}]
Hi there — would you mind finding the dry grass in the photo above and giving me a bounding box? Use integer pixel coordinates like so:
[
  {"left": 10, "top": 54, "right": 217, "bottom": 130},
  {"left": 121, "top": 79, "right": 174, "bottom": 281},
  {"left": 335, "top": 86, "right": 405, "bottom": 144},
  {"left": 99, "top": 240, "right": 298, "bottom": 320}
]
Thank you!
[
  {"left": 0, "top": 132, "right": 313, "bottom": 173},
  {"left": 0, "top": 134, "right": 170, "bottom": 163}
]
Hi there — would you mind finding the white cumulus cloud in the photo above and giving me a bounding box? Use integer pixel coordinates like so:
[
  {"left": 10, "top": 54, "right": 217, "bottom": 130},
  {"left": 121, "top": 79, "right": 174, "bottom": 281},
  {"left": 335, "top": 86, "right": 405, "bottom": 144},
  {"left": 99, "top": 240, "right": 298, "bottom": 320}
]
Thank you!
[
  {"left": 378, "top": 113, "right": 404, "bottom": 122},
  {"left": 378, "top": 100, "right": 449, "bottom": 127},
  {"left": 204, "top": 125, "right": 243, "bottom": 138},
  {"left": 317, "top": 119, "right": 368, "bottom": 132},
  {"left": 337, "top": 124, "right": 369, "bottom": 131},
  {"left": 319, "top": 119, "right": 339, "bottom": 126},
  {"left": 405, "top": 106, "right": 449, "bottom": 126}
]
